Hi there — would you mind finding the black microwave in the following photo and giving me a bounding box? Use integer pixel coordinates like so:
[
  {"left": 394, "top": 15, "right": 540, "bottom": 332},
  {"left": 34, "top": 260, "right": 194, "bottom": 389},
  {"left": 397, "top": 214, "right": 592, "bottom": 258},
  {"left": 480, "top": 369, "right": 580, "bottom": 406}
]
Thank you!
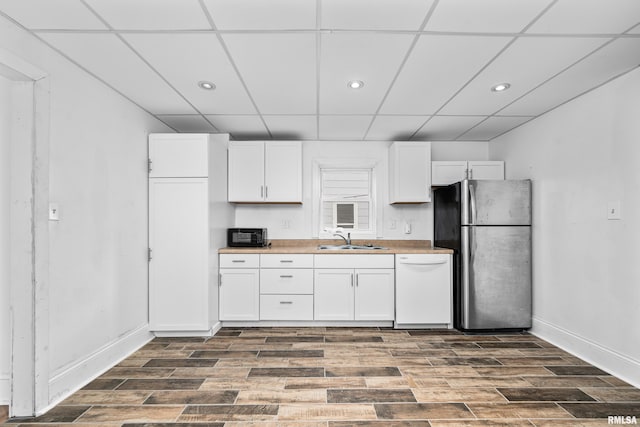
[{"left": 227, "top": 228, "right": 268, "bottom": 247}]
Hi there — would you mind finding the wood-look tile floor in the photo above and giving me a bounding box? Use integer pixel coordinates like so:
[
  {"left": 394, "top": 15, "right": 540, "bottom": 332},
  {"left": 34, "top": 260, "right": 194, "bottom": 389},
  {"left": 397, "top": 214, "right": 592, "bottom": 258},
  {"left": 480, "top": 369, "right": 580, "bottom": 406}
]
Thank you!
[{"left": 4, "top": 327, "right": 640, "bottom": 426}]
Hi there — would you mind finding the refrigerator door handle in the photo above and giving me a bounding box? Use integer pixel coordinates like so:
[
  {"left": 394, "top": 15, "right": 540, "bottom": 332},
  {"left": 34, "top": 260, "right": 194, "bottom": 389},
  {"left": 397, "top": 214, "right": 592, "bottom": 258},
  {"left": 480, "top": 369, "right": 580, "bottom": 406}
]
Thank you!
[
  {"left": 469, "top": 183, "right": 477, "bottom": 225},
  {"left": 461, "top": 227, "right": 471, "bottom": 328}
]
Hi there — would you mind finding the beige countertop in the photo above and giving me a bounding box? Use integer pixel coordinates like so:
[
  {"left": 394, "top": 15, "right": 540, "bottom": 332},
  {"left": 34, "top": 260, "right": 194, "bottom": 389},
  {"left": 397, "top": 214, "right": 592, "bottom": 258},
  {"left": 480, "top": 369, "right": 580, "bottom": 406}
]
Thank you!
[{"left": 219, "top": 239, "right": 453, "bottom": 255}]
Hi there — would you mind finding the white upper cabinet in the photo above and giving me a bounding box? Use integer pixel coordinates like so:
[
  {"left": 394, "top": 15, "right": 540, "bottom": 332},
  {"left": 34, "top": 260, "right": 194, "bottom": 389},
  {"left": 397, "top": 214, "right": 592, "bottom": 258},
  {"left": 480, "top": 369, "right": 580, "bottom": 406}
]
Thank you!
[
  {"left": 389, "top": 141, "right": 431, "bottom": 203},
  {"left": 467, "top": 161, "right": 505, "bottom": 180},
  {"left": 228, "top": 141, "right": 302, "bottom": 203},
  {"left": 149, "top": 133, "right": 209, "bottom": 178},
  {"left": 430, "top": 161, "right": 468, "bottom": 186},
  {"left": 265, "top": 141, "right": 302, "bottom": 203},
  {"left": 227, "top": 141, "right": 265, "bottom": 201},
  {"left": 432, "top": 160, "right": 504, "bottom": 186}
]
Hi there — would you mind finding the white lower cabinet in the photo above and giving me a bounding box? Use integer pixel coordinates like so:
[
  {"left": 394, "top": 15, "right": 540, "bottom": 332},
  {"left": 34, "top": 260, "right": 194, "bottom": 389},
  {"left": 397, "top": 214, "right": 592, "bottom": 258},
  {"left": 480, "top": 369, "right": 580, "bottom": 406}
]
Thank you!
[
  {"left": 260, "top": 295, "right": 313, "bottom": 321},
  {"left": 219, "top": 254, "right": 260, "bottom": 321},
  {"left": 355, "top": 269, "right": 395, "bottom": 321},
  {"left": 314, "top": 269, "right": 354, "bottom": 320},
  {"left": 259, "top": 254, "right": 314, "bottom": 320},
  {"left": 314, "top": 255, "right": 395, "bottom": 321}
]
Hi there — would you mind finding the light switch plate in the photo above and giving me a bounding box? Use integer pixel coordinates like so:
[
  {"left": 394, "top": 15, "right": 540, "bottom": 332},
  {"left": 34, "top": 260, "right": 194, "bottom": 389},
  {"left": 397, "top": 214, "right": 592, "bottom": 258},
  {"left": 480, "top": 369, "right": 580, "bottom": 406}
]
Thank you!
[
  {"left": 49, "top": 203, "right": 60, "bottom": 221},
  {"left": 607, "top": 201, "right": 622, "bottom": 220}
]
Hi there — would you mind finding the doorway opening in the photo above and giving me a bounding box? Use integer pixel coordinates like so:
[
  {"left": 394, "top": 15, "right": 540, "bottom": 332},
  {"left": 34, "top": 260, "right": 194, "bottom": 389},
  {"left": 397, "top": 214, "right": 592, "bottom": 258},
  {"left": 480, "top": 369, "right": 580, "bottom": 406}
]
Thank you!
[{"left": 0, "top": 49, "right": 50, "bottom": 418}]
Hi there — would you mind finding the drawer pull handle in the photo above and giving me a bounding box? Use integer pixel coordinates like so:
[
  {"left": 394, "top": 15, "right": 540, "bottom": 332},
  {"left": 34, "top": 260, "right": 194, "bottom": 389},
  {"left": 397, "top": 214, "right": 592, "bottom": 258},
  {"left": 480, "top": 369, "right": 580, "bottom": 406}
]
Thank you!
[
  {"left": 280, "top": 301, "right": 293, "bottom": 304},
  {"left": 231, "top": 260, "right": 245, "bottom": 263},
  {"left": 280, "top": 260, "right": 294, "bottom": 263},
  {"left": 280, "top": 275, "right": 293, "bottom": 278}
]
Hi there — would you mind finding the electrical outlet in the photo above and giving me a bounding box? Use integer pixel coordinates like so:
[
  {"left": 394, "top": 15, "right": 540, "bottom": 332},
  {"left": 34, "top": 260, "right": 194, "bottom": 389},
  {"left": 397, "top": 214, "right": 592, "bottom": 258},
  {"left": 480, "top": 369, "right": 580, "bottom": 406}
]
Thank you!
[
  {"left": 281, "top": 219, "right": 290, "bottom": 229},
  {"left": 607, "top": 201, "right": 622, "bottom": 220},
  {"left": 404, "top": 222, "right": 412, "bottom": 234},
  {"left": 389, "top": 220, "right": 397, "bottom": 230}
]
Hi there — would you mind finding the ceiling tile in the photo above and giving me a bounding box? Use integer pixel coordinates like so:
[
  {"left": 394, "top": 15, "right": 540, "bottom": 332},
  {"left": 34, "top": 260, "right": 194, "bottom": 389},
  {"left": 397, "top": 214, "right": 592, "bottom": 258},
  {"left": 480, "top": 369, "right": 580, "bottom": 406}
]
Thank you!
[
  {"left": 458, "top": 116, "right": 533, "bottom": 140},
  {"left": 123, "top": 33, "right": 255, "bottom": 115},
  {"left": 412, "top": 115, "right": 487, "bottom": 140},
  {"left": 440, "top": 36, "right": 607, "bottom": 115},
  {"left": 156, "top": 115, "right": 218, "bottom": 133},
  {"left": 366, "top": 116, "right": 429, "bottom": 141},
  {"left": 0, "top": 0, "right": 107, "bottom": 30},
  {"left": 426, "top": 0, "right": 554, "bottom": 33},
  {"left": 318, "top": 115, "right": 372, "bottom": 140},
  {"left": 380, "top": 35, "right": 511, "bottom": 115},
  {"left": 320, "top": 33, "right": 413, "bottom": 114},
  {"left": 321, "top": 0, "right": 435, "bottom": 31},
  {"left": 84, "top": 0, "right": 210, "bottom": 30},
  {"left": 221, "top": 33, "right": 317, "bottom": 115},
  {"left": 202, "top": 0, "right": 316, "bottom": 30},
  {"left": 527, "top": 0, "right": 640, "bottom": 34},
  {"left": 205, "top": 115, "right": 269, "bottom": 140},
  {"left": 40, "top": 33, "right": 196, "bottom": 114},
  {"left": 263, "top": 115, "right": 317, "bottom": 140},
  {"left": 501, "top": 37, "right": 640, "bottom": 116}
]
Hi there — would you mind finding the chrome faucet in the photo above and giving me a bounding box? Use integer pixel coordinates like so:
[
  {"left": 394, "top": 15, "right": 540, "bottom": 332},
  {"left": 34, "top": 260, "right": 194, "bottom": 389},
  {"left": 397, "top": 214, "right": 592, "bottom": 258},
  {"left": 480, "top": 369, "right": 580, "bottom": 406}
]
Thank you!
[{"left": 333, "top": 232, "right": 351, "bottom": 245}]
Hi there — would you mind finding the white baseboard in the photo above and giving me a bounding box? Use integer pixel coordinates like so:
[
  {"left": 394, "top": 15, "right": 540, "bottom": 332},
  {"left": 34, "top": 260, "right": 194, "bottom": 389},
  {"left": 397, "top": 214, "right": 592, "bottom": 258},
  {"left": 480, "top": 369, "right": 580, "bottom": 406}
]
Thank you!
[
  {"left": 0, "top": 376, "right": 8, "bottom": 405},
  {"left": 47, "top": 324, "right": 153, "bottom": 409},
  {"left": 211, "top": 321, "right": 222, "bottom": 336},
  {"left": 531, "top": 317, "right": 640, "bottom": 388},
  {"left": 221, "top": 321, "right": 394, "bottom": 328}
]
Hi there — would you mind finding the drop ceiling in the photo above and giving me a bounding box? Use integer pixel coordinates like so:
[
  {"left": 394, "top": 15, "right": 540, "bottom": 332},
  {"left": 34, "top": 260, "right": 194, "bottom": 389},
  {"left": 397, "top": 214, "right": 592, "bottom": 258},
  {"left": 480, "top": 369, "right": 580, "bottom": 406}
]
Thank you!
[{"left": 1, "top": 0, "right": 639, "bottom": 141}]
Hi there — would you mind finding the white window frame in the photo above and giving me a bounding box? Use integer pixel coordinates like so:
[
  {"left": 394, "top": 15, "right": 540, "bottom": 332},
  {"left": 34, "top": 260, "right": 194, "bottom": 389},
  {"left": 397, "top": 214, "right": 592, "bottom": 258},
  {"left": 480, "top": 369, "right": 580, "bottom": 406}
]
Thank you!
[{"left": 312, "top": 158, "right": 381, "bottom": 239}]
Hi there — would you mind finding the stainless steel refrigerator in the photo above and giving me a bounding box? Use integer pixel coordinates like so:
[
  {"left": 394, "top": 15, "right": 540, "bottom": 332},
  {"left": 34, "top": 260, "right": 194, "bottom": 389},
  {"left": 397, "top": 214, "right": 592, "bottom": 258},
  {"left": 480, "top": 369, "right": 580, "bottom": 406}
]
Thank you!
[{"left": 433, "top": 179, "right": 532, "bottom": 331}]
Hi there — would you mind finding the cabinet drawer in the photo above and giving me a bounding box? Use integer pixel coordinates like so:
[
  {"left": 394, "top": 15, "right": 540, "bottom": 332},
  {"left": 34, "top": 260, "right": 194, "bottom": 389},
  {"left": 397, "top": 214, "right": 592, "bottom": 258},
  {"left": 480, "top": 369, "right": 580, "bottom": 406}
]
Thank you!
[
  {"left": 219, "top": 254, "right": 260, "bottom": 268},
  {"left": 314, "top": 254, "right": 394, "bottom": 269},
  {"left": 260, "top": 295, "right": 313, "bottom": 320},
  {"left": 260, "top": 254, "right": 313, "bottom": 268},
  {"left": 261, "top": 269, "right": 314, "bottom": 294}
]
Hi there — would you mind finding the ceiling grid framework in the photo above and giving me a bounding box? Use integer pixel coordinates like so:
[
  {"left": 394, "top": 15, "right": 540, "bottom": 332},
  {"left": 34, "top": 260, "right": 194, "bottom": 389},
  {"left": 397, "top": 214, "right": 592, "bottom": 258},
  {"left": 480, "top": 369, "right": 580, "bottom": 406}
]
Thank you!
[{"left": 0, "top": 0, "right": 639, "bottom": 141}]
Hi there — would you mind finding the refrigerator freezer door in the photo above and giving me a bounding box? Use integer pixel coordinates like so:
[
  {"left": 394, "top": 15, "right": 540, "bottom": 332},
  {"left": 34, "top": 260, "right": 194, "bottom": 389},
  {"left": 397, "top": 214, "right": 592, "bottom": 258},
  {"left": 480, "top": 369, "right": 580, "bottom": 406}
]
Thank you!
[
  {"left": 462, "top": 180, "right": 531, "bottom": 226},
  {"left": 461, "top": 225, "right": 531, "bottom": 330}
]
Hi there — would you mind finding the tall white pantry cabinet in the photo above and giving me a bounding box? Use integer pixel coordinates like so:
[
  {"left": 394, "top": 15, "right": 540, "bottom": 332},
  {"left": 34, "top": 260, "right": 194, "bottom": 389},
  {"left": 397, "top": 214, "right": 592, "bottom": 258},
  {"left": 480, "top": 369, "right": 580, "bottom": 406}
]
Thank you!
[{"left": 148, "top": 133, "right": 233, "bottom": 336}]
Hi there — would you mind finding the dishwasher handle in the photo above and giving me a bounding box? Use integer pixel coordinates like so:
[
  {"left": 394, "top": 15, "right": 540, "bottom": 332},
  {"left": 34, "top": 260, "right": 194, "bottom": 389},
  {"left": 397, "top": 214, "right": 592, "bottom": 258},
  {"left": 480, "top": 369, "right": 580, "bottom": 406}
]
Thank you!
[{"left": 397, "top": 257, "right": 447, "bottom": 265}]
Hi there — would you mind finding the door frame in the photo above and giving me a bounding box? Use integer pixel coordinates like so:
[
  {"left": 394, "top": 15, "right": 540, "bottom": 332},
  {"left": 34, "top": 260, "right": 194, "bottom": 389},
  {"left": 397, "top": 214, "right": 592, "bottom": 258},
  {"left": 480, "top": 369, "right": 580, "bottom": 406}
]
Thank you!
[{"left": 1, "top": 47, "right": 50, "bottom": 417}]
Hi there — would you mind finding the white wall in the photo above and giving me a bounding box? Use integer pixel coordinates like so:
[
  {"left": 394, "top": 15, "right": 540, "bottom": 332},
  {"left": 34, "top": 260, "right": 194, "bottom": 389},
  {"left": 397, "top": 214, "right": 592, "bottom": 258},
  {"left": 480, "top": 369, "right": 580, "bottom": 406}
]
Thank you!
[
  {"left": 234, "top": 140, "right": 489, "bottom": 240},
  {"left": 490, "top": 67, "right": 640, "bottom": 387},
  {"left": 0, "top": 16, "right": 171, "bottom": 408},
  {"left": 0, "top": 74, "right": 11, "bottom": 404}
]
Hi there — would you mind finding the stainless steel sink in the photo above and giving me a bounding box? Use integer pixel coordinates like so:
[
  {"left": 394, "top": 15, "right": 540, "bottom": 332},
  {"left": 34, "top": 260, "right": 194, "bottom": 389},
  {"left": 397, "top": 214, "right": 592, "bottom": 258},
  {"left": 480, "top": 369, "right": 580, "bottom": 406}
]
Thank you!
[{"left": 317, "top": 244, "right": 387, "bottom": 250}]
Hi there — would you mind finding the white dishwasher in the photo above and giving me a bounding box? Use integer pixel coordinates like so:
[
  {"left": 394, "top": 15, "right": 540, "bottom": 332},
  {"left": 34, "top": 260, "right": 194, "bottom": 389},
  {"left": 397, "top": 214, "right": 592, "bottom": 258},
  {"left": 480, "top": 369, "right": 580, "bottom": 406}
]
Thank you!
[{"left": 395, "top": 254, "right": 453, "bottom": 328}]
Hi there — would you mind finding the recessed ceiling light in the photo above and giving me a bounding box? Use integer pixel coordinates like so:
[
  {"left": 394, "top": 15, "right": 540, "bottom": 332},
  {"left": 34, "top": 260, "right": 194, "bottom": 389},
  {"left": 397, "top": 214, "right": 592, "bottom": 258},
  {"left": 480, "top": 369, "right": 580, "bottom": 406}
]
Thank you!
[
  {"left": 347, "top": 80, "right": 364, "bottom": 89},
  {"left": 198, "top": 81, "right": 216, "bottom": 90},
  {"left": 491, "top": 83, "right": 511, "bottom": 92}
]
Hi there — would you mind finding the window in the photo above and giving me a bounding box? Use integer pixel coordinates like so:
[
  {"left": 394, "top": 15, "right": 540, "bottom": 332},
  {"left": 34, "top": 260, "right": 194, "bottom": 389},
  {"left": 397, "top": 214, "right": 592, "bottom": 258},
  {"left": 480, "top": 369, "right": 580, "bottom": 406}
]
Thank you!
[{"left": 320, "top": 168, "right": 372, "bottom": 233}]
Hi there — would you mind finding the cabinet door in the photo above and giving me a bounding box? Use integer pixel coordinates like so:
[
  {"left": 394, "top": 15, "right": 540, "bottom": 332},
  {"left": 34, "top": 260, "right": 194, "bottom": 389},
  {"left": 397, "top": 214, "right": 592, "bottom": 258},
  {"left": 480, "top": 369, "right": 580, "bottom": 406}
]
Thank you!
[
  {"left": 228, "top": 141, "right": 265, "bottom": 202},
  {"left": 314, "top": 269, "right": 354, "bottom": 320},
  {"left": 265, "top": 141, "right": 302, "bottom": 203},
  {"left": 431, "top": 161, "right": 468, "bottom": 186},
  {"left": 468, "top": 161, "right": 504, "bottom": 180},
  {"left": 149, "top": 134, "right": 209, "bottom": 178},
  {"left": 355, "top": 269, "right": 395, "bottom": 321},
  {"left": 389, "top": 141, "right": 431, "bottom": 203},
  {"left": 149, "top": 178, "right": 209, "bottom": 331},
  {"left": 219, "top": 268, "right": 259, "bottom": 320}
]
